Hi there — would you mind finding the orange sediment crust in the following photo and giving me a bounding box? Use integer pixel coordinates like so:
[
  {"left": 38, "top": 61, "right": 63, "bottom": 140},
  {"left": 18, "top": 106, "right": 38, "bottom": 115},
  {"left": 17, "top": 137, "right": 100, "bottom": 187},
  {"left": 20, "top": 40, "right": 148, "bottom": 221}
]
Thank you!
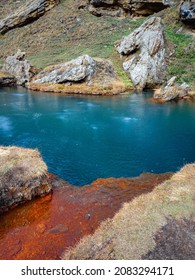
[{"left": 0, "top": 172, "right": 172, "bottom": 260}]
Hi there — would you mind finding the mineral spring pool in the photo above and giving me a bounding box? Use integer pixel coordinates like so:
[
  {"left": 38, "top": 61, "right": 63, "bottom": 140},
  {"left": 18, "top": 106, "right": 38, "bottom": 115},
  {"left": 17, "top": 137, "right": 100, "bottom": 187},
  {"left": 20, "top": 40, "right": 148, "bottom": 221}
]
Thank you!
[{"left": 0, "top": 87, "right": 195, "bottom": 186}]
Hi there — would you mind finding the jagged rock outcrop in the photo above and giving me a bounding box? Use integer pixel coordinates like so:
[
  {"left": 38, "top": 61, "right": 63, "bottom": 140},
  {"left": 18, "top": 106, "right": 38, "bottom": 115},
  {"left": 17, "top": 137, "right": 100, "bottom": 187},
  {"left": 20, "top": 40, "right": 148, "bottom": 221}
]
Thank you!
[
  {"left": 81, "top": 0, "right": 176, "bottom": 17},
  {"left": 0, "top": 146, "right": 52, "bottom": 214},
  {"left": 28, "top": 55, "right": 126, "bottom": 94},
  {"left": 0, "top": 0, "right": 60, "bottom": 34},
  {"left": 116, "top": 17, "right": 166, "bottom": 89},
  {"left": 180, "top": 1, "right": 195, "bottom": 27},
  {"left": 3, "top": 50, "right": 38, "bottom": 86},
  {"left": 0, "top": 71, "right": 16, "bottom": 86},
  {"left": 153, "top": 76, "right": 190, "bottom": 101}
]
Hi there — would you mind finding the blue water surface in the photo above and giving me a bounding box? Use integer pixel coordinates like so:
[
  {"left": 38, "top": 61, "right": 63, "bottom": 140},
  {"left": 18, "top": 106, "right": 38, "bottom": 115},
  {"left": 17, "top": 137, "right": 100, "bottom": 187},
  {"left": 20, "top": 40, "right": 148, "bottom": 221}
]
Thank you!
[{"left": 0, "top": 87, "right": 195, "bottom": 186}]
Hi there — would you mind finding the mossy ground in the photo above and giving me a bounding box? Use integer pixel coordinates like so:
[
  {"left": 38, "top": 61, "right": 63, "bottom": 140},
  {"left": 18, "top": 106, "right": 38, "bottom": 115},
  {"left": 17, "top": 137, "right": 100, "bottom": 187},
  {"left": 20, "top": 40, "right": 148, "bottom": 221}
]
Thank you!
[{"left": 0, "top": 1, "right": 194, "bottom": 87}]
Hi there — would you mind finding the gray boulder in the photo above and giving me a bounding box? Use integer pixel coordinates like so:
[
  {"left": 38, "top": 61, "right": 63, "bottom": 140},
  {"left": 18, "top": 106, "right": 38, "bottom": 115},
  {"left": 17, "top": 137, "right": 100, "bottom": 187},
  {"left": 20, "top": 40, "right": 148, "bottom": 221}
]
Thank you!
[
  {"left": 3, "top": 50, "right": 38, "bottom": 86},
  {"left": 116, "top": 17, "right": 166, "bottom": 89},
  {"left": 33, "top": 55, "right": 96, "bottom": 84},
  {"left": 153, "top": 76, "right": 190, "bottom": 101},
  {"left": 0, "top": 0, "right": 60, "bottom": 35}
]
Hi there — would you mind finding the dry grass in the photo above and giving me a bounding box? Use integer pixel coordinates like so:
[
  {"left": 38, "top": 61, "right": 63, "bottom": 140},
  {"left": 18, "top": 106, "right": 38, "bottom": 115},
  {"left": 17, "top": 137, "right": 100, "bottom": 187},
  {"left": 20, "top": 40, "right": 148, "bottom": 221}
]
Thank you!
[
  {"left": 0, "top": 70, "right": 14, "bottom": 78},
  {"left": 0, "top": 146, "right": 47, "bottom": 188},
  {"left": 63, "top": 164, "right": 195, "bottom": 259},
  {"left": 28, "top": 80, "right": 127, "bottom": 95}
]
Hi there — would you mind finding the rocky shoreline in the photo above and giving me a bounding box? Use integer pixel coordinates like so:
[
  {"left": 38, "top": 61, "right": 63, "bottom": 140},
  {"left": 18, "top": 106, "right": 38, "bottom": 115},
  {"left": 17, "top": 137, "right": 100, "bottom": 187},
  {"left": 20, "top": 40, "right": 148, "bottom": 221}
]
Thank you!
[
  {"left": 0, "top": 6, "right": 194, "bottom": 101},
  {"left": 0, "top": 145, "right": 195, "bottom": 260}
]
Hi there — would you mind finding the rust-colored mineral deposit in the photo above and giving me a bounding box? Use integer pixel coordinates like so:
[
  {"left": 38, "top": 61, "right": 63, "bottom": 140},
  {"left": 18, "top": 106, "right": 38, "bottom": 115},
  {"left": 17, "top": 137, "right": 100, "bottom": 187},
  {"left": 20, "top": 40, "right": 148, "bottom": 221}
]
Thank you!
[{"left": 0, "top": 172, "right": 172, "bottom": 260}]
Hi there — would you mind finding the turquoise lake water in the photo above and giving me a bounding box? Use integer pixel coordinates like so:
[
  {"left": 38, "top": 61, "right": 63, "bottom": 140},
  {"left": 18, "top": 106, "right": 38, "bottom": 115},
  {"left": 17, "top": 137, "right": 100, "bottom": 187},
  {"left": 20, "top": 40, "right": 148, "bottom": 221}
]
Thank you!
[{"left": 0, "top": 87, "right": 195, "bottom": 186}]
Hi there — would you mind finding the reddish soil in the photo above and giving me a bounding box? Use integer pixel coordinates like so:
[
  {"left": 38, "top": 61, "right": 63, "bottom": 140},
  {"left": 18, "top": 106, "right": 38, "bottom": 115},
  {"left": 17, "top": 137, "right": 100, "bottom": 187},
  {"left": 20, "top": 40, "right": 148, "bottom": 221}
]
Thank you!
[{"left": 0, "top": 172, "right": 172, "bottom": 260}]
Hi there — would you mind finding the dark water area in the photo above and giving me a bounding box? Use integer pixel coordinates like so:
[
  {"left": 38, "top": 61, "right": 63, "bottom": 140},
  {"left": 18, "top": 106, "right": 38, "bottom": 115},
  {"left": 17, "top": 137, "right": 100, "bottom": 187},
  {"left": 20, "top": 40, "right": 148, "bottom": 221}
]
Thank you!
[{"left": 0, "top": 87, "right": 195, "bottom": 186}]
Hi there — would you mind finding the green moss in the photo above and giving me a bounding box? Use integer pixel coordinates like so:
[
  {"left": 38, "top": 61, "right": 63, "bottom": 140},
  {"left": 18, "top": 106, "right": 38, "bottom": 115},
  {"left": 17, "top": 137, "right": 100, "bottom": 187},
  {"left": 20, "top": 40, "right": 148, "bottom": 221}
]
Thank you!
[{"left": 165, "top": 29, "right": 195, "bottom": 85}]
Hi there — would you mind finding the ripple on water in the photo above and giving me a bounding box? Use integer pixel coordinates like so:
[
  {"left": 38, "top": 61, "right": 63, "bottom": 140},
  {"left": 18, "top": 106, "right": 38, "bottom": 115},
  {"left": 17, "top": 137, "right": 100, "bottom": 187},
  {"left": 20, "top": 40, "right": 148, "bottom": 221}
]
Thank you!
[
  {"left": 33, "top": 113, "right": 42, "bottom": 119},
  {"left": 0, "top": 116, "right": 12, "bottom": 135},
  {"left": 123, "top": 117, "right": 138, "bottom": 122}
]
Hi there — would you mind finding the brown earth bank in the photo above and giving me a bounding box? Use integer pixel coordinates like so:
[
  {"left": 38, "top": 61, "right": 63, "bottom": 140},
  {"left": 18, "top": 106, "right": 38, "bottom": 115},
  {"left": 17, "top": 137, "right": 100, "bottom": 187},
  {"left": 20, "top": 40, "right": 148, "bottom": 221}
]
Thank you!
[{"left": 0, "top": 172, "right": 172, "bottom": 260}]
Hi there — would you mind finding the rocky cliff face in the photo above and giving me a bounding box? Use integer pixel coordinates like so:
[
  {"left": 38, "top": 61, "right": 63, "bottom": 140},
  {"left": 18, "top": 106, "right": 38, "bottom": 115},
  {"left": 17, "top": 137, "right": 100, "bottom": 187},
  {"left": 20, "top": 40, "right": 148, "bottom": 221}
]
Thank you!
[
  {"left": 80, "top": 0, "right": 177, "bottom": 17},
  {"left": 116, "top": 17, "right": 166, "bottom": 89},
  {"left": 0, "top": 0, "right": 59, "bottom": 34}
]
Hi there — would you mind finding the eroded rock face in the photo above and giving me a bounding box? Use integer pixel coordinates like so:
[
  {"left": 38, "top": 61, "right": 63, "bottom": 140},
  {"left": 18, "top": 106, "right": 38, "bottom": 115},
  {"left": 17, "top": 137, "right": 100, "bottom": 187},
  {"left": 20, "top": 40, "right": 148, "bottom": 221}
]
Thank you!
[
  {"left": 0, "top": 146, "right": 52, "bottom": 214},
  {"left": 0, "top": 0, "right": 60, "bottom": 34},
  {"left": 0, "top": 71, "right": 16, "bottom": 86},
  {"left": 28, "top": 55, "right": 125, "bottom": 94},
  {"left": 153, "top": 76, "right": 190, "bottom": 101},
  {"left": 116, "top": 17, "right": 166, "bottom": 89},
  {"left": 3, "top": 50, "right": 38, "bottom": 86},
  {"left": 180, "top": 1, "right": 195, "bottom": 27},
  {"left": 83, "top": 0, "right": 175, "bottom": 17}
]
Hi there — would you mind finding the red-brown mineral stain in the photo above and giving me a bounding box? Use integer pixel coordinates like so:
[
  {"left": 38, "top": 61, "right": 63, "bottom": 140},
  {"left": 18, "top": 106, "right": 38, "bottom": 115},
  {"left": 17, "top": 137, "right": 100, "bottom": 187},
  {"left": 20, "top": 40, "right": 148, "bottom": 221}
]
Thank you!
[{"left": 0, "top": 173, "right": 172, "bottom": 260}]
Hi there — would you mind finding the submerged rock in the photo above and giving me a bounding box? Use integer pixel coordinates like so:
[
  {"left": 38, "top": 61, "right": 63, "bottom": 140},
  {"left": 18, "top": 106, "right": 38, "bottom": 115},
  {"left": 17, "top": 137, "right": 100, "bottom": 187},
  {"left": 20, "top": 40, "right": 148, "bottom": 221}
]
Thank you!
[
  {"left": 0, "top": 146, "right": 52, "bottom": 214},
  {"left": 0, "top": 71, "right": 16, "bottom": 86},
  {"left": 153, "top": 76, "right": 190, "bottom": 101},
  {"left": 116, "top": 17, "right": 166, "bottom": 89},
  {"left": 28, "top": 55, "right": 125, "bottom": 94},
  {"left": 3, "top": 50, "right": 38, "bottom": 86},
  {"left": 0, "top": 0, "right": 60, "bottom": 35}
]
